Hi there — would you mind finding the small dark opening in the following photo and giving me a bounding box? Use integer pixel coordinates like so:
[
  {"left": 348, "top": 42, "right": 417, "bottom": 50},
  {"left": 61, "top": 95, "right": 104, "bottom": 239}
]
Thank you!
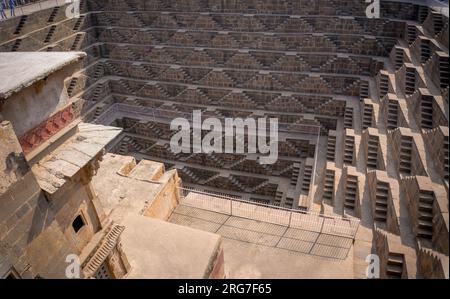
[
  {"left": 72, "top": 215, "right": 85, "bottom": 233},
  {"left": 6, "top": 273, "right": 16, "bottom": 279}
]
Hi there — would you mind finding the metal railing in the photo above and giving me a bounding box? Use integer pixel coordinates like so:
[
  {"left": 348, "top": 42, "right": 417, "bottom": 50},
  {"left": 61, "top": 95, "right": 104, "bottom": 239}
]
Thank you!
[
  {"left": 177, "top": 186, "right": 360, "bottom": 240},
  {"left": 1, "top": 0, "right": 67, "bottom": 19}
]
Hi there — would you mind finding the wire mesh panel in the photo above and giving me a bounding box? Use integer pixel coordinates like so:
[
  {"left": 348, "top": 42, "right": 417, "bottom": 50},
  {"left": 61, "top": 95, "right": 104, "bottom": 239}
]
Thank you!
[{"left": 178, "top": 187, "right": 360, "bottom": 240}]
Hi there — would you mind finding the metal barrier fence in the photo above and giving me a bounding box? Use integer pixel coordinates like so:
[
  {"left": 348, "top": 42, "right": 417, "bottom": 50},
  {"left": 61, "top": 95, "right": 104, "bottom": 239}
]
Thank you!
[
  {"left": 178, "top": 186, "right": 360, "bottom": 240},
  {"left": 2, "top": 0, "right": 67, "bottom": 18}
]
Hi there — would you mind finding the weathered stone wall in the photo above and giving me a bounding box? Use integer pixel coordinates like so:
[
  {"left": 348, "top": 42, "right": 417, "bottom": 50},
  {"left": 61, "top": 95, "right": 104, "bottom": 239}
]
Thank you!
[{"left": 0, "top": 121, "right": 79, "bottom": 278}]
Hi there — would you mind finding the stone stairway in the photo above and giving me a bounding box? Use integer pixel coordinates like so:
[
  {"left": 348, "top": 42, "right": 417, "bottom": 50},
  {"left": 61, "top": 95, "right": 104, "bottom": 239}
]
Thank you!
[
  {"left": 420, "top": 93, "right": 434, "bottom": 130},
  {"left": 374, "top": 181, "right": 389, "bottom": 222},
  {"left": 378, "top": 72, "right": 389, "bottom": 98},
  {"left": 118, "top": 79, "right": 135, "bottom": 94},
  {"left": 70, "top": 33, "right": 83, "bottom": 50},
  {"left": 47, "top": 6, "right": 60, "bottom": 23},
  {"left": 92, "top": 63, "right": 104, "bottom": 79},
  {"left": 393, "top": 46, "right": 404, "bottom": 70},
  {"left": 89, "top": 82, "right": 104, "bottom": 102},
  {"left": 44, "top": 25, "right": 57, "bottom": 43},
  {"left": 322, "top": 168, "right": 335, "bottom": 202},
  {"left": 67, "top": 77, "right": 79, "bottom": 96},
  {"left": 406, "top": 24, "right": 417, "bottom": 45},
  {"left": 326, "top": 131, "right": 336, "bottom": 161},
  {"left": 366, "top": 135, "right": 379, "bottom": 170},
  {"left": 437, "top": 54, "right": 449, "bottom": 90},
  {"left": 417, "top": 190, "right": 434, "bottom": 239},
  {"left": 344, "top": 133, "right": 355, "bottom": 165},
  {"left": 14, "top": 16, "right": 28, "bottom": 35},
  {"left": 362, "top": 102, "right": 374, "bottom": 129},
  {"left": 73, "top": 15, "right": 86, "bottom": 31},
  {"left": 398, "top": 137, "right": 413, "bottom": 175},
  {"left": 386, "top": 98, "right": 399, "bottom": 130},
  {"left": 344, "top": 107, "right": 353, "bottom": 128},
  {"left": 359, "top": 80, "right": 369, "bottom": 99},
  {"left": 404, "top": 67, "right": 416, "bottom": 95},
  {"left": 105, "top": 62, "right": 124, "bottom": 76},
  {"left": 386, "top": 252, "right": 404, "bottom": 279},
  {"left": 301, "top": 164, "right": 313, "bottom": 194},
  {"left": 290, "top": 162, "right": 300, "bottom": 186},
  {"left": 181, "top": 166, "right": 201, "bottom": 183},
  {"left": 344, "top": 173, "right": 358, "bottom": 210},
  {"left": 11, "top": 39, "right": 22, "bottom": 52}
]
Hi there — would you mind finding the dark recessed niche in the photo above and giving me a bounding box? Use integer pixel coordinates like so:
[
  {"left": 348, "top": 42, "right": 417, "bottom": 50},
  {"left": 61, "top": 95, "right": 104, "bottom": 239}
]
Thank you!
[{"left": 72, "top": 214, "right": 86, "bottom": 233}]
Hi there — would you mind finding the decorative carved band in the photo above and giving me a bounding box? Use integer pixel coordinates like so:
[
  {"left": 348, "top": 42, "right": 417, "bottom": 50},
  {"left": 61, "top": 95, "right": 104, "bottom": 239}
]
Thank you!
[{"left": 19, "top": 105, "right": 75, "bottom": 154}]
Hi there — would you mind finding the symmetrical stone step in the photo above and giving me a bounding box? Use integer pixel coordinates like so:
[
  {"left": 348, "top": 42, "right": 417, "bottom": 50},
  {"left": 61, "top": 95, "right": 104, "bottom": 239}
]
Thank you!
[
  {"left": 366, "top": 135, "right": 380, "bottom": 170},
  {"left": 11, "top": 39, "right": 22, "bottom": 52},
  {"left": 322, "top": 168, "right": 335, "bottom": 202},
  {"left": 359, "top": 80, "right": 369, "bottom": 99},
  {"left": 117, "top": 136, "right": 132, "bottom": 155},
  {"left": 344, "top": 107, "right": 353, "bottom": 129},
  {"left": 431, "top": 11, "right": 444, "bottom": 35},
  {"left": 378, "top": 72, "right": 389, "bottom": 98},
  {"left": 14, "top": 16, "right": 28, "bottom": 35},
  {"left": 394, "top": 46, "right": 404, "bottom": 70},
  {"left": 67, "top": 77, "right": 79, "bottom": 96},
  {"left": 92, "top": 105, "right": 107, "bottom": 122},
  {"left": 374, "top": 181, "right": 389, "bottom": 222},
  {"left": 181, "top": 167, "right": 202, "bottom": 183},
  {"left": 92, "top": 64, "right": 104, "bottom": 79},
  {"left": 419, "top": 39, "right": 431, "bottom": 64},
  {"left": 404, "top": 67, "right": 416, "bottom": 95},
  {"left": 44, "top": 25, "right": 57, "bottom": 43},
  {"left": 418, "top": 6, "right": 429, "bottom": 24},
  {"left": 290, "top": 162, "right": 300, "bottom": 186},
  {"left": 438, "top": 53, "right": 449, "bottom": 89},
  {"left": 326, "top": 131, "right": 336, "bottom": 161},
  {"left": 284, "top": 197, "right": 294, "bottom": 209},
  {"left": 386, "top": 253, "right": 404, "bottom": 279},
  {"left": 82, "top": 223, "right": 125, "bottom": 278},
  {"left": 444, "top": 137, "right": 449, "bottom": 182},
  {"left": 275, "top": 190, "right": 283, "bottom": 202},
  {"left": 420, "top": 94, "right": 434, "bottom": 130},
  {"left": 73, "top": 15, "right": 86, "bottom": 31},
  {"left": 70, "top": 34, "right": 83, "bottom": 50},
  {"left": 301, "top": 164, "right": 313, "bottom": 194},
  {"left": 406, "top": 24, "right": 417, "bottom": 45},
  {"left": 362, "top": 102, "right": 374, "bottom": 129},
  {"left": 398, "top": 137, "right": 413, "bottom": 175},
  {"left": 417, "top": 190, "right": 434, "bottom": 239},
  {"left": 118, "top": 79, "right": 135, "bottom": 94},
  {"left": 344, "top": 174, "right": 358, "bottom": 210},
  {"left": 386, "top": 99, "right": 398, "bottom": 132},
  {"left": 47, "top": 6, "right": 60, "bottom": 23},
  {"left": 344, "top": 134, "right": 355, "bottom": 165},
  {"left": 89, "top": 83, "right": 104, "bottom": 102}
]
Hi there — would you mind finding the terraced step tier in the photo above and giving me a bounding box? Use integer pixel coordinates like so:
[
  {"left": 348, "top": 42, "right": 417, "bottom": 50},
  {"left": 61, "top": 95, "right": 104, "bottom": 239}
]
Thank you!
[
  {"left": 47, "top": 6, "right": 60, "bottom": 23},
  {"left": 290, "top": 163, "right": 300, "bottom": 186},
  {"left": 70, "top": 34, "right": 83, "bottom": 51},
  {"left": 14, "top": 16, "right": 28, "bottom": 35},
  {"left": 11, "top": 39, "right": 22, "bottom": 52},
  {"left": 301, "top": 165, "right": 313, "bottom": 193},
  {"left": 44, "top": 25, "right": 57, "bottom": 43},
  {"left": 374, "top": 182, "right": 389, "bottom": 222},
  {"left": 73, "top": 15, "right": 86, "bottom": 31},
  {"left": 326, "top": 134, "right": 336, "bottom": 161},
  {"left": 386, "top": 253, "right": 404, "bottom": 278}
]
